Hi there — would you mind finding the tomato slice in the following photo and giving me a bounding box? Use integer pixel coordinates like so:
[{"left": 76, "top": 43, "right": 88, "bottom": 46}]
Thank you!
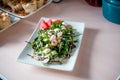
[
  {"left": 55, "top": 20, "right": 62, "bottom": 23},
  {"left": 47, "top": 19, "right": 52, "bottom": 26},
  {"left": 39, "top": 19, "right": 55, "bottom": 30},
  {"left": 40, "top": 20, "right": 49, "bottom": 30}
]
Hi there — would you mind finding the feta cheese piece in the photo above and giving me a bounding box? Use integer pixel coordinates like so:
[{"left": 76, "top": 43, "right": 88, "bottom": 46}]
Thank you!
[
  {"left": 61, "top": 25, "right": 66, "bottom": 29},
  {"left": 62, "top": 22, "right": 68, "bottom": 26},
  {"left": 54, "top": 28, "right": 60, "bottom": 32},
  {"left": 57, "top": 31, "right": 62, "bottom": 37},
  {"left": 41, "top": 55, "right": 50, "bottom": 63},
  {"left": 51, "top": 51, "right": 57, "bottom": 55},
  {"left": 42, "top": 48, "right": 51, "bottom": 54},
  {"left": 50, "top": 35, "right": 56, "bottom": 41}
]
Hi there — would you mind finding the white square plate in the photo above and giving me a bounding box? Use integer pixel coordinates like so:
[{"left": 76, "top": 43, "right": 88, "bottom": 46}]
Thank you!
[
  {"left": 116, "top": 75, "right": 120, "bottom": 80},
  {"left": 17, "top": 17, "right": 85, "bottom": 71},
  {"left": 0, "top": 73, "right": 8, "bottom": 80}
]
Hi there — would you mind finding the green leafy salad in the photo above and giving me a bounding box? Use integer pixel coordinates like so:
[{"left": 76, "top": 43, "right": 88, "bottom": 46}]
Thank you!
[{"left": 28, "top": 19, "right": 80, "bottom": 65}]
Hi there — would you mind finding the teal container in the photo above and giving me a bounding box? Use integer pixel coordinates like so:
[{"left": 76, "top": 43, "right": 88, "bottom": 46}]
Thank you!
[{"left": 102, "top": 0, "right": 120, "bottom": 24}]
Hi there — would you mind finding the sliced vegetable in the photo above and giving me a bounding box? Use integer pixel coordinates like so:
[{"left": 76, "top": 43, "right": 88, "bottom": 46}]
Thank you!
[
  {"left": 39, "top": 20, "right": 49, "bottom": 30},
  {"left": 47, "top": 19, "right": 52, "bottom": 26},
  {"left": 55, "top": 20, "right": 62, "bottom": 23}
]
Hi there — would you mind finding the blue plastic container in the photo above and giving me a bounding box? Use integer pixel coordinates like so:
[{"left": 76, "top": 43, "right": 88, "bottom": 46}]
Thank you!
[{"left": 102, "top": 0, "right": 120, "bottom": 24}]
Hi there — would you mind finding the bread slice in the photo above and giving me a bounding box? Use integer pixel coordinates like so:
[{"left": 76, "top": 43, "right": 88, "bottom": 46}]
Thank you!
[
  {"left": 22, "top": 0, "right": 37, "bottom": 13},
  {"left": 37, "top": 0, "right": 45, "bottom": 8},
  {"left": 0, "top": 11, "right": 11, "bottom": 30}
]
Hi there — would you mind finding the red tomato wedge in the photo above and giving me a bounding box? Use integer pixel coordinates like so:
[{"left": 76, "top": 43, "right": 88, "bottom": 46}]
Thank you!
[
  {"left": 39, "top": 20, "right": 49, "bottom": 30},
  {"left": 39, "top": 19, "right": 62, "bottom": 30},
  {"left": 47, "top": 19, "right": 52, "bottom": 26},
  {"left": 55, "top": 20, "right": 62, "bottom": 23}
]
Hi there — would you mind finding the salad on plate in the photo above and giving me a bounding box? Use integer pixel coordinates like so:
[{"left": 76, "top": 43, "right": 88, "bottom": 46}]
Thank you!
[{"left": 27, "top": 19, "right": 80, "bottom": 65}]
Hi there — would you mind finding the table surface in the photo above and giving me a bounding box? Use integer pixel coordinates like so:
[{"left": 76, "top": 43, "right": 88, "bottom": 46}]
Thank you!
[{"left": 0, "top": 0, "right": 120, "bottom": 80}]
